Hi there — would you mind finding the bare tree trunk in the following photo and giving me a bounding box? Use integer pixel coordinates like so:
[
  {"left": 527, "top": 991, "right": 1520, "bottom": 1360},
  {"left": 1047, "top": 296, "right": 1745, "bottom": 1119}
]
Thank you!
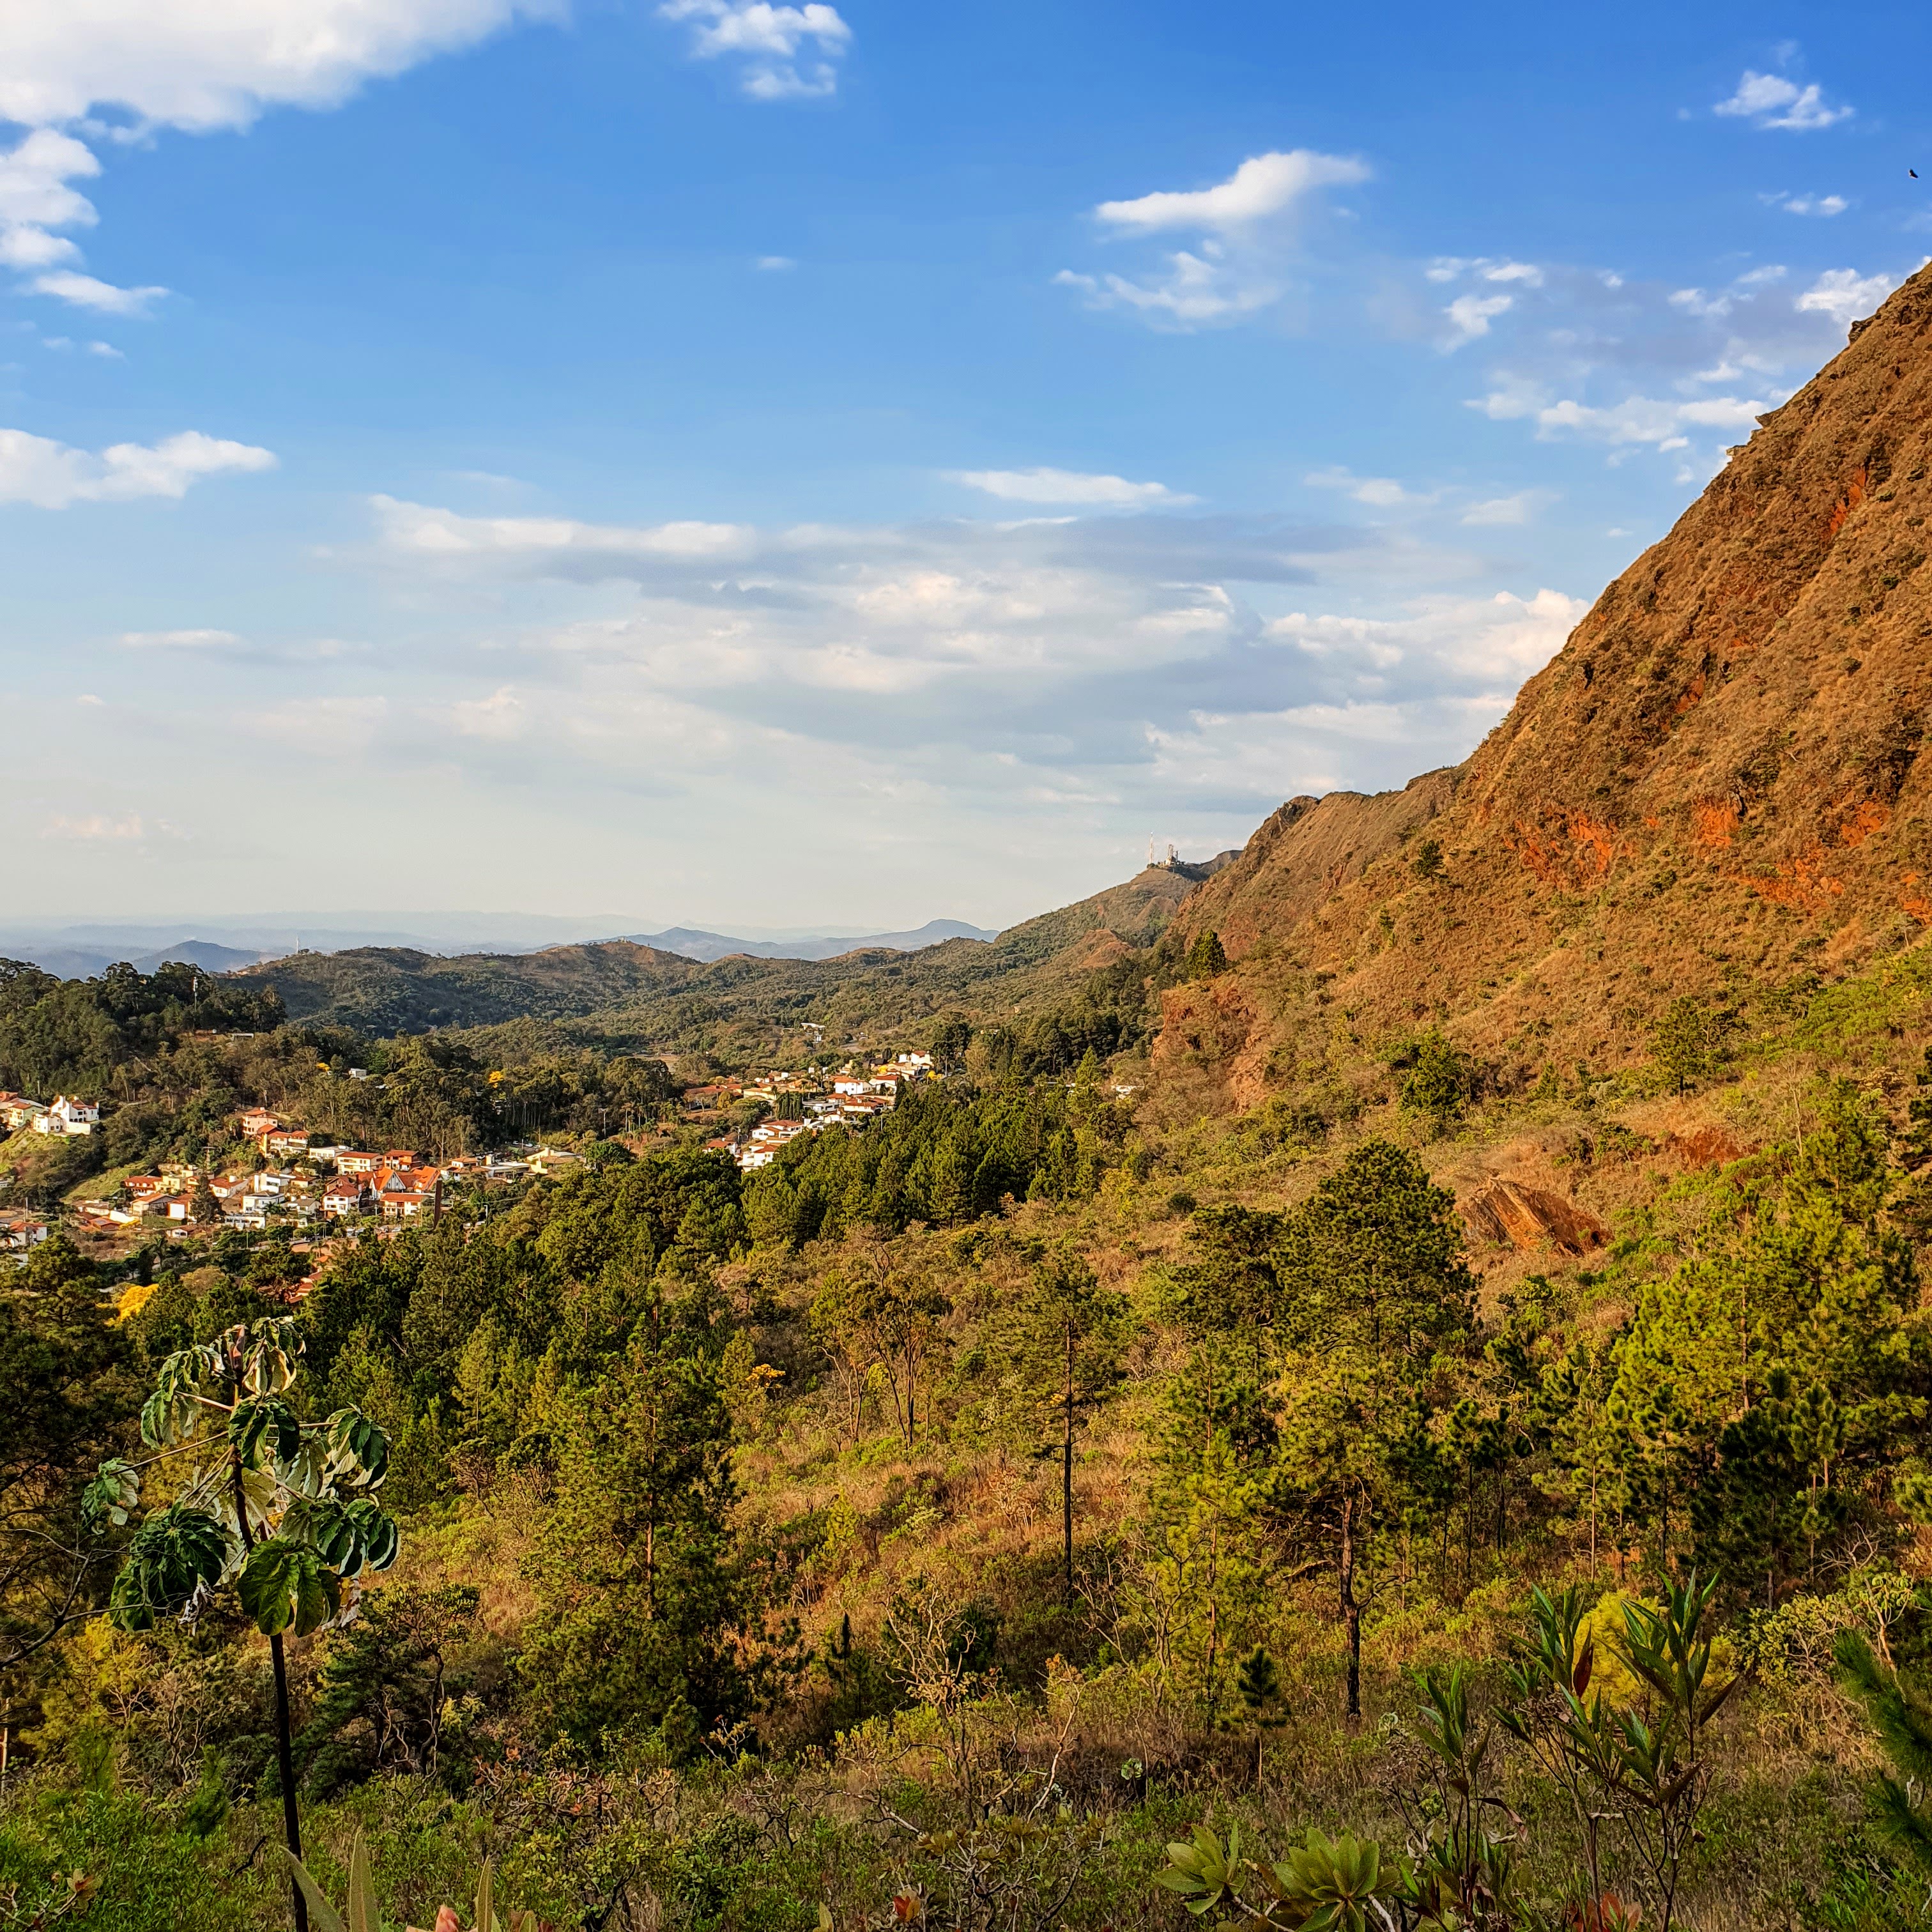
[
  {"left": 231, "top": 1452, "right": 307, "bottom": 1932},
  {"left": 1340, "top": 1494, "right": 1361, "bottom": 1722},
  {"left": 1062, "top": 1322, "right": 1075, "bottom": 1606}
]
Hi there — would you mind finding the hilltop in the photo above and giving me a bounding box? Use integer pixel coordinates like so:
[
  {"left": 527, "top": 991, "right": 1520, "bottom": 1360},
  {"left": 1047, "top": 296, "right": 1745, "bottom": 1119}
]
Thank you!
[{"left": 1159, "top": 263, "right": 1932, "bottom": 1111}]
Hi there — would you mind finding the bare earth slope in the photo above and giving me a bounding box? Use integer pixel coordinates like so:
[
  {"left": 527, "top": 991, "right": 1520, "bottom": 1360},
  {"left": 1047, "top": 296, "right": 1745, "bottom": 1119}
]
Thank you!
[{"left": 1159, "top": 264, "right": 1932, "bottom": 1108}]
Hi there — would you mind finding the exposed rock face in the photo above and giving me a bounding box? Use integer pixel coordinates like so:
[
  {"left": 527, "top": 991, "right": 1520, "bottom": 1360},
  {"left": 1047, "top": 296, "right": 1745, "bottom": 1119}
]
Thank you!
[
  {"left": 1157, "top": 265, "right": 1932, "bottom": 1105},
  {"left": 1459, "top": 1177, "right": 1607, "bottom": 1257}
]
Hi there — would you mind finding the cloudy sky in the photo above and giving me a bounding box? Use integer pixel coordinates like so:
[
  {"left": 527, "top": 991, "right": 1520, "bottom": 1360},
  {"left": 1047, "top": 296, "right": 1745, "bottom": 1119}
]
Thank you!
[{"left": 1, "top": 3, "right": 1925, "bottom": 930}]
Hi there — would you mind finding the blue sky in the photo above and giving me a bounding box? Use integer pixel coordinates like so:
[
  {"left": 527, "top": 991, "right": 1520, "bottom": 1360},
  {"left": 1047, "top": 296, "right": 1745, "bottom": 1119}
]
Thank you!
[{"left": 1, "top": 1, "right": 1925, "bottom": 931}]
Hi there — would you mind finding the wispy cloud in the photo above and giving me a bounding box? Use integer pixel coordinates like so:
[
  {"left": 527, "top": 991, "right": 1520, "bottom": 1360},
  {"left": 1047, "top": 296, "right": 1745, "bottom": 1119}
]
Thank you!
[
  {"left": 1057, "top": 148, "right": 1370, "bottom": 330},
  {"left": 1714, "top": 66, "right": 1852, "bottom": 132},
  {"left": 947, "top": 466, "right": 1194, "bottom": 507},
  {"left": 1303, "top": 466, "right": 1434, "bottom": 509},
  {"left": 658, "top": 1, "right": 852, "bottom": 100},
  {"left": 1795, "top": 267, "right": 1902, "bottom": 329},
  {"left": 120, "top": 628, "right": 247, "bottom": 649},
  {"left": 1436, "top": 252, "right": 1912, "bottom": 464},
  {"left": 0, "top": 427, "right": 276, "bottom": 509},
  {"left": 1460, "top": 491, "right": 1543, "bottom": 526},
  {"left": 1762, "top": 190, "right": 1849, "bottom": 217},
  {"left": 29, "top": 268, "right": 167, "bottom": 314}
]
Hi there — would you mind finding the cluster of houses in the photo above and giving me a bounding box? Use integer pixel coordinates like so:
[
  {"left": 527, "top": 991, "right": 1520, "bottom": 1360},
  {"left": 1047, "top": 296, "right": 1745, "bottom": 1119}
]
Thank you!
[
  {"left": 703, "top": 1053, "right": 937, "bottom": 1171},
  {"left": 0, "top": 1092, "right": 101, "bottom": 1136},
  {"left": 5, "top": 1054, "right": 946, "bottom": 1252}
]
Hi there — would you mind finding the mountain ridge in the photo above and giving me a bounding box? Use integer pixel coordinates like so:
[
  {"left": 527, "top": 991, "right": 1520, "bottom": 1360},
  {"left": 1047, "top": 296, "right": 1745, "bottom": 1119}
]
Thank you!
[{"left": 1157, "top": 262, "right": 1932, "bottom": 1111}]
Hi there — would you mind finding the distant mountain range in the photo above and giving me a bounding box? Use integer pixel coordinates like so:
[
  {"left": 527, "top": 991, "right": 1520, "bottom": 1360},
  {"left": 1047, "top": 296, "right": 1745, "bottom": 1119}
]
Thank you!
[
  {"left": 2, "top": 937, "right": 277, "bottom": 981},
  {"left": 0, "top": 916, "right": 1004, "bottom": 981},
  {"left": 623, "top": 919, "right": 999, "bottom": 962}
]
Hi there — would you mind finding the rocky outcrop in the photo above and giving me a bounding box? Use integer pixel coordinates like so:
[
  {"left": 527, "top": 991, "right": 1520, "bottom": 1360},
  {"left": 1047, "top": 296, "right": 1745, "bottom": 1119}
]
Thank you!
[{"left": 1459, "top": 1177, "right": 1607, "bottom": 1256}]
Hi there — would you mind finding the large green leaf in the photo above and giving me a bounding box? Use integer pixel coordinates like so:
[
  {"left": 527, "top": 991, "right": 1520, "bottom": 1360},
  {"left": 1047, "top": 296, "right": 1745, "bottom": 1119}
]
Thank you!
[
  {"left": 107, "top": 1505, "right": 231, "bottom": 1632},
  {"left": 240, "top": 1317, "right": 303, "bottom": 1395},
  {"left": 82, "top": 1459, "right": 141, "bottom": 1531},
  {"left": 324, "top": 1407, "right": 390, "bottom": 1487},
  {"left": 228, "top": 1395, "right": 301, "bottom": 1471},
  {"left": 142, "top": 1343, "right": 223, "bottom": 1445},
  {"left": 237, "top": 1537, "right": 341, "bottom": 1636}
]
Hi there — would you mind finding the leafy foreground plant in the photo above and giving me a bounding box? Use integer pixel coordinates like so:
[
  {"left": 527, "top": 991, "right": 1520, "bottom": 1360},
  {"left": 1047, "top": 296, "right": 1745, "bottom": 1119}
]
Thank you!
[
  {"left": 1156, "top": 1823, "right": 1403, "bottom": 1931},
  {"left": 1156, "top": 1575, "right": 1742, "bottom": 1931},
  {"left": 88, "top": 1318, "right": 398, "bottom": 1932},
  {"left": 285, "top": 1832, "right": 539, "bottom": 1932},
  {"left": 1498, "top": 1575, "right": 1742, "bottom": 1932}
]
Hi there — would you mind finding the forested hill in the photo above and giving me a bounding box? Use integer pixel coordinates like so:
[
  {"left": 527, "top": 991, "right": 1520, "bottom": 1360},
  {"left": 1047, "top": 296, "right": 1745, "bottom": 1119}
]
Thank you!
[
  {"left": 243, "top": 862, "right": 1199, "bottom": 1052},
  {"left": 243, "top": 939, "right": 702, "bottom": 1034}
]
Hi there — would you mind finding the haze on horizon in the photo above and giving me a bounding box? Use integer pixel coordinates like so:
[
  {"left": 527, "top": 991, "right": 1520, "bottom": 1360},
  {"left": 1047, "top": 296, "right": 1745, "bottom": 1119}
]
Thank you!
[{"left": 1, "top": 0, "right": 1926, "bottom": 931}]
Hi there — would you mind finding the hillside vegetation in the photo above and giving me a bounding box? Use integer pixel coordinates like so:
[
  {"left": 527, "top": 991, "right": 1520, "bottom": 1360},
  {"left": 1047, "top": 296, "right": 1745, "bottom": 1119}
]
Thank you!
[
  {"left": 248, "top": 866, "right": 1197, "bottom": 1064},
  {"left": 14, "top": 279, "right": 1932, "bottom": 1932}
]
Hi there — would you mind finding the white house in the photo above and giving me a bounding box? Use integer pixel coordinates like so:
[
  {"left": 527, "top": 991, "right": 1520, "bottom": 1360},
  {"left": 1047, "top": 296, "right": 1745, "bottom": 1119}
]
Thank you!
[{"left": 34, "top": 1096, "right": 100, "bottom": 1137}]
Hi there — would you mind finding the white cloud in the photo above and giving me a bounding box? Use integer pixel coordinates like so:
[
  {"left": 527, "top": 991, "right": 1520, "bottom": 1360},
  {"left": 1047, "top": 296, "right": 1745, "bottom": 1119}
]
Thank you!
[
  {"left": 0, "top": 130, "right": 167, "bottom": 316},
  {"left": 1303, "top": 466, "right": 1432, "bottom": 509},
  {"left": 1443, "top": 292, "right": 1512, "bottom": 346},
  {"left": 755, "top": 254, "right": 797, "bottom": 271},
  {"left": 1060, "top": 149, "right": 1368, "bottom": 332},
  {"left": 0, "top": 427, "right": 277, "bottom": 508},
  {"left": 1460, "top": 491, "right": 1540, "bottom": 526},
  {"left": 121, "top": 627, "right": 245, "bottom": 648},
  {"left": 948, "top": 466, "right": 1192, "bottom": 508},
  {"left": 453, "top": 685, "right": 528, "bottom": 740},
  {"left": 1267, "top": 588, "right": 1586, "bottom": 684},
  {"left": 1763, "top": 190, "right": 1848, "bottom": 217},
  {"left": 1713, "top": 68, "right": 1851, "bottom": 132},
  {"left": 658, "top": 1, "right": 851, "bottom": 100},
  {"left": 1446, "top": 251, "right": 1912, "bottom": 468},
  {"left": 1054, "top": 247, "right": 1282, "bottom": 327},
  {"left": 29, "top": 268, "right": 167, "bottom": 314},
  {"left": 372, "top": 493, "right": 755, "bottom": 560},
  {"left": 1147, "top": 586, "right": 1586, "bottom": 801},
  {"left": 0, "top": 1, "right": 564, "bottom": 133},
  {"left": 1795, "top": 266, "right": 1901, "bottom": 330},
  {"left": 1427, "top": 256, "right": 1544, "bottom": 289},
  {"left": 1471, "top": 388, "right": 1767, "bottom": 450},
  {"left": 1093, "top": 150, "right": 1369, "bottom": 233},
  {"left": 0, "top": 127, "right": 98, "bottom": 278}
]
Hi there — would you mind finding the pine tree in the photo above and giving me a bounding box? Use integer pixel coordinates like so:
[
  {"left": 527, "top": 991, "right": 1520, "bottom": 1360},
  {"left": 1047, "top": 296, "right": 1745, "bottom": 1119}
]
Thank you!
[
  {"left": 1270, "top": 1140, "right": 1476, "bottom": 1717},
  {"left": 1185, "top": 930, "right": 1229, "bottom": 979},
  {"left": 1836, "top": 1631, "right": 1932, "bottom": 1874},
  {"left": 521, "top": 1314, "right": 792, "bottom": 1752},
  {"left": 1651, "top": 996, "right": 1715, "bottom": 1096}
]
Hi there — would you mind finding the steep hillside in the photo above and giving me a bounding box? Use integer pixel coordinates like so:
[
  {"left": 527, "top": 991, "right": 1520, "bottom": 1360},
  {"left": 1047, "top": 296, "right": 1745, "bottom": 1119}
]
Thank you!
[
  {"left": 1160, "top": 264, "right": 1932, "bottom": 1108},
  {"left": 246, "top": 863, "right": 1195, "bottom": 1049}
]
